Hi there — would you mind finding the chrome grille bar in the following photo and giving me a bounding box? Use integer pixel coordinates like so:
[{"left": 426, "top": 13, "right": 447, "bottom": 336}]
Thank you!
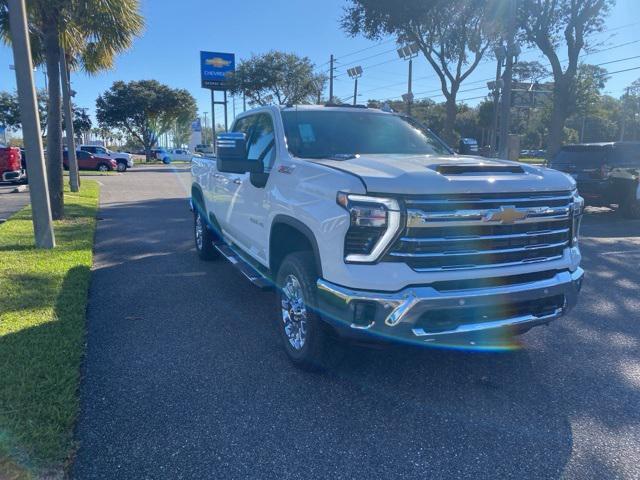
[
  {"left": 407, "top": 205, "right": 571, "bottom": 228},
  {"left": 411, "top": 255, "right": 565, "bottom": 272},
  {"left": 389, "top": 241, "right": 568, "bottom": 258},
  {"left": 405, "top": 194, "right": 572, "bottom": 205},
  {"left": 399, "top": 227, "right": 570, "bottom": 243}
]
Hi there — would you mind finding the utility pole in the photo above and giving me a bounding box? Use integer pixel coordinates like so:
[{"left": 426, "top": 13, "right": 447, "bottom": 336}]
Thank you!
[
  {"left": 8, "top": 0, "right": 55, "bottom": 248},
  {"left": 498, "top": 0, "right": 518, "bottom": 160},
  {"left": 490, "top": 48, "right": 504, "bottom": 156},
  {"left": 329, "top": 54, "right": 334, "bottom": 103},
  {"left": 60, "top": 47, "right": 79, "bottom": 192}
]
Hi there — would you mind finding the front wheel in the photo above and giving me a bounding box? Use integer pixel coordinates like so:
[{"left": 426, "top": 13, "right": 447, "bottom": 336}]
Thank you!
[
  {"left": 276, "top": 252, "right": 342, "bottom": 371},
  {"left": 162, "top": 157, "right": 171, "bottom": 165},
  {"left": 97, "top": 163, "right": 109, "bottom": 172},
  {"left": 116, "top": 161, "right": 127, "bottom": 172}
]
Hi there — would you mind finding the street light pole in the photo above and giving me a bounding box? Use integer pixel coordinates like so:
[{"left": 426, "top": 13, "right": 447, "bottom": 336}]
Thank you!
[
  {"left": 347, "top": 66, "right": 363, "bottom": 106},
  {"left": 7, "top": 0, "right": 55, "bottom": 248},
  {"left": 398, "top": 43, "right": 419, "bottom": 116},
  {"left": 203, "top": 111, "right": 209, "bottom": 145}
]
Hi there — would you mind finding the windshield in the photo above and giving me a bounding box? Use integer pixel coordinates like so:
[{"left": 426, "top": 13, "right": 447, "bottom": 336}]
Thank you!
[{"left": 282, "top": 110, "right": 452, "bottom": 159}]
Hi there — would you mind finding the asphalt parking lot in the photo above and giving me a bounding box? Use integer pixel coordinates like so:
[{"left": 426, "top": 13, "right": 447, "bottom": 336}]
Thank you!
[
  {"left": 73, "top": 166, "right": 640, "bottom": 479},
  {"left": 0, "top": 182, "right": 29, "bottom": 221}
]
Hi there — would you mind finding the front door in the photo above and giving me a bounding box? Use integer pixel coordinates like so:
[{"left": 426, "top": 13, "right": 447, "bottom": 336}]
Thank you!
[{"left": 214, "top": 112, "right": 275, "bottom": 264}]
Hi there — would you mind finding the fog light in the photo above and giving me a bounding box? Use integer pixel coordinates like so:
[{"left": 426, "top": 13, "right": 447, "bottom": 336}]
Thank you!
[{"left": 352, "top": 301, "right": 377, "bottom": 328}]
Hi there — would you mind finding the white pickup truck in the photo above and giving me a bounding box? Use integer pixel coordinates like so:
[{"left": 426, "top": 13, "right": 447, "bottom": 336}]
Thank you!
[{"left": 191, "top": 105, "right": 584, "bottom": 370}]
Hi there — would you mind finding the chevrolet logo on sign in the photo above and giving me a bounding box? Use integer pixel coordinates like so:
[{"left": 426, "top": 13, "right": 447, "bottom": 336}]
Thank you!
[
  {"left": 483, "top": 206, "right": 528, "bottom": 224},
  {"left": 205, "top": 57, "right": 232, "bottom": 68}
]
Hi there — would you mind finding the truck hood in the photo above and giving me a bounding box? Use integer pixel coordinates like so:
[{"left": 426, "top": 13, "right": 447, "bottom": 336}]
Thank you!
[{"left": 311, "top": 154, "right": 576, "bottom": 195}]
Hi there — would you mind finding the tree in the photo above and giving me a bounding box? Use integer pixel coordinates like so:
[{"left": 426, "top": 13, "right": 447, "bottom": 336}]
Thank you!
[
  {"left": 229, "top": 51, "right": 326, "bottom": 106},
  {"left": 513, "top": 60, "right": 550, "bottom": 83},
  {"left": 71, "top": 106, "right": 92, "bottom": 139},
  {"left": 620, "top": 79, "right": 640, "bottom": 141},
  {"left": 96, "top": 80, "right": 197, "bottom": 160},
  {"left": 519, "top": 0, "right": 614, "bottom": 158},
  {"left": 0, "top": 0, "right": 143, "bottom": 218},
  {"left": 342, "top": 0, "right": 498, "bottom": 144},
  {"left": 172, "top": 120, "right": 192, "bottom": 148},
  {"left": 0, "top": 89, "right": 49, "bottom": 135}
]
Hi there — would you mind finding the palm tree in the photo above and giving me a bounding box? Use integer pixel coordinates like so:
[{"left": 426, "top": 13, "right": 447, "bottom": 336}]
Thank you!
[{"left": 0, "top": 0, "right": 143, "bottom": 218}]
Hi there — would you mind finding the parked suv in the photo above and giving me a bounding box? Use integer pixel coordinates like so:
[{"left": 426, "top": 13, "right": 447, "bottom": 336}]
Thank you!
[
  {"left": 550, "top": 142, "right": 640, "bottom": 218},
  {"left": 191, "top": 105, "right": 584, "bottom": 370},
  {"left": 79, "top": 145, "right": 133, "bottom": 172}
]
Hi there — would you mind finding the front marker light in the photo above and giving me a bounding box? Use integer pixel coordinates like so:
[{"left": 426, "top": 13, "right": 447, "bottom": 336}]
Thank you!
[
  {"left": 337, "top": 192, "right": 402, "bottom": 263},
  {"left": 571, "top": 191, "right": 584, "bottom": 246}
]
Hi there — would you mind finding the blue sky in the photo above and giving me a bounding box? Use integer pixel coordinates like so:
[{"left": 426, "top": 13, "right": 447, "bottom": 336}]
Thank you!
[{"left": 1, "top": 0, "right": 639, "bottom": 128}]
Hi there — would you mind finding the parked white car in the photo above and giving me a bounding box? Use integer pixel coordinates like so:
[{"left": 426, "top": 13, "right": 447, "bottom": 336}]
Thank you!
[
  {"left": 191, "top": 105, "right": 585, "bottom": 370},
  {"left": 159, "top": 148, "right": 200, "bottom": 164},
  {"left": 79, "top": 145, "right": 133, "bottom": 172}
]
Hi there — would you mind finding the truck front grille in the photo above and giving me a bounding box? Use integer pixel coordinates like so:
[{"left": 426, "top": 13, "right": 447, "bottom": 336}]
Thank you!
[{"left": 386, "top": 191, "right": 574, "bottom": 272}]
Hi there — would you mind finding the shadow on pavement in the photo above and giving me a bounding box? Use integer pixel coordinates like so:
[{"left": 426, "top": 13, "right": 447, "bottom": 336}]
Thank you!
[{"left": 72, "top": 195, "right": 640, "bottom": 479}]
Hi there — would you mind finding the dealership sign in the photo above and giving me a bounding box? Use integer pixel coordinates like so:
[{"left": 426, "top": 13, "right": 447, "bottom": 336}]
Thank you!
[{"left": 200, "top": 51, "right": 235, "bottom": 90}]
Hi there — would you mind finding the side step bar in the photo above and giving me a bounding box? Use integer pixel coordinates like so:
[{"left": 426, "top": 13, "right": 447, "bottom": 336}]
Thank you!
[{"left": 214, "top": 243, "right": 273, "bottom": 291}]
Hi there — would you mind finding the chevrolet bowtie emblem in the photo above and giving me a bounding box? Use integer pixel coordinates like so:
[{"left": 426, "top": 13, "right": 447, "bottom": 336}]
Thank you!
[{"left": 483, "top": 206, "right": 528, "bottom": 224}]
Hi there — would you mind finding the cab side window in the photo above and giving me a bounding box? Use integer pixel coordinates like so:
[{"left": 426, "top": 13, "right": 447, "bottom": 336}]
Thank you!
[{"left": 246, "top": 114, "right": 276, "bottom": 171}]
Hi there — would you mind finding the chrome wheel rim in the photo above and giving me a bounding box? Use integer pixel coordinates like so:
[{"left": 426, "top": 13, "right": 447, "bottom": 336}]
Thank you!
[
  {"left": 98, "top": 164, "right": 108, "bottom": 171},
  {"left": 117, "top": 163, "right": 126, "bottom": 172},
  {"left": 281, "top": 274, "right": 308, "bottom": 350},
  {"left": 195, "top": 214, "right": 204, "bottom": 250}
]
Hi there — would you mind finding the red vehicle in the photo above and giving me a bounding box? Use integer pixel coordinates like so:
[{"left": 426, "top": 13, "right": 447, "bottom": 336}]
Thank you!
[
  {"left": 64, "top": 150, "right": 117, "bottom": 172},
  {"left": 0, "top": 146, "right": 25, "bottom": 183}
]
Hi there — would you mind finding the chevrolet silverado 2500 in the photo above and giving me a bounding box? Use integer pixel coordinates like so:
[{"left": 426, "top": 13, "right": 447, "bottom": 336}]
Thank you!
[{"left": 190, "top": 105, "right": 584, "bottom": 370}]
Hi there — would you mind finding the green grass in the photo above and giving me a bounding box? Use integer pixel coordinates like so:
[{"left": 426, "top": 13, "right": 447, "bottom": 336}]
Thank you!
[{"left": 0, "top": 181, "right": 100, "bottom": 478}]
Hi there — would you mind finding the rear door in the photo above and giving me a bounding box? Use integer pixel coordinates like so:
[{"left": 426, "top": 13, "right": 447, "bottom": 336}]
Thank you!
[{"left": 551, "top": 147, "right": 609, "bottom": 199}]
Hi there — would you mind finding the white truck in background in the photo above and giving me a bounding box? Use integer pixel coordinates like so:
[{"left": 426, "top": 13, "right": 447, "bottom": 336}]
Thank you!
[
  {"left": 79, "top": 144, "right": 134, "bottom": 172},
  {"left": 190, "top": 105, "right": 584, "bottom": 370}
]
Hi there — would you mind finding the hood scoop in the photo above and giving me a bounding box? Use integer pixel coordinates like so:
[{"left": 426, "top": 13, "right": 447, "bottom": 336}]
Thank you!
[{"left": 434, "top": 164, "right": 525, "bottom": 175}]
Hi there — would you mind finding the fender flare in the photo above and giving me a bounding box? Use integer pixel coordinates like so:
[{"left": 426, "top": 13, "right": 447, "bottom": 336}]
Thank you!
[{"left": 271, "top": 215, "right": 323, "bottom": 277}]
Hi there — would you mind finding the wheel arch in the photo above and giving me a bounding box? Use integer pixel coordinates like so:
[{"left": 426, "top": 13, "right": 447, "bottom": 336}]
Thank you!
[{"left": 270, "top": 215, "right": 323, "bottom": 277}]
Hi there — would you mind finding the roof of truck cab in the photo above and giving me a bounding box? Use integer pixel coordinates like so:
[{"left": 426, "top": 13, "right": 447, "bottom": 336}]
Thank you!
[{"left": 279, "top": 104, "right": 389, "bottom": 114}]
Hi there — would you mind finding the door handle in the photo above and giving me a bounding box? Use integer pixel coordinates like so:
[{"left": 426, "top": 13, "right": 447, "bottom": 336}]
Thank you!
[{"left": 233, "top": 178, "right": 243, "bottom": 185}]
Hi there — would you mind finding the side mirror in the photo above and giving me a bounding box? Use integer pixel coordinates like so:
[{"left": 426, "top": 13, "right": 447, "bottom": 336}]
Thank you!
[{"left": 216, "top": 132, "right": 262, "bottom": 174}]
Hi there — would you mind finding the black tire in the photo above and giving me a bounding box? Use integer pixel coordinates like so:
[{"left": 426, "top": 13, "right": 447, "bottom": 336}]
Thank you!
[
  {"left": 97, "top": 163, "right": 110, "bottom": 172},
  {"left": 276, "top": 251, "right": 342, "bottom": 371},
  {"left": 621, "top": 189, "right": 640, "bottom": 219},
  {"left": 194, "top": 209, "right": 219, "bottom": 260},
  {"left": 116, "top": 160, "right": 127, "bottom": 172},
  {"left": 162, "top": 157, "right": 171, "bottom": 165}
]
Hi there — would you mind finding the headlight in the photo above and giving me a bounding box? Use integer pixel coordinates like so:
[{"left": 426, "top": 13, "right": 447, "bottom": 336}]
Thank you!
[
  {"left": 571, "top": 190, "right": 584, "bottom": 246},
  {"left": 337, "top": 192, "right": 402, "bottom": 263}
]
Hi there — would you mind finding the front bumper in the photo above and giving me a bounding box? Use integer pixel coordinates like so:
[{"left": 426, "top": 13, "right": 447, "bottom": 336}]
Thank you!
[
  {"left": 2, "top": 170, "right": 25, "bottom": 182},
  {"left": 316, "top": 268, "right": 584, "bottom": 348}
]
